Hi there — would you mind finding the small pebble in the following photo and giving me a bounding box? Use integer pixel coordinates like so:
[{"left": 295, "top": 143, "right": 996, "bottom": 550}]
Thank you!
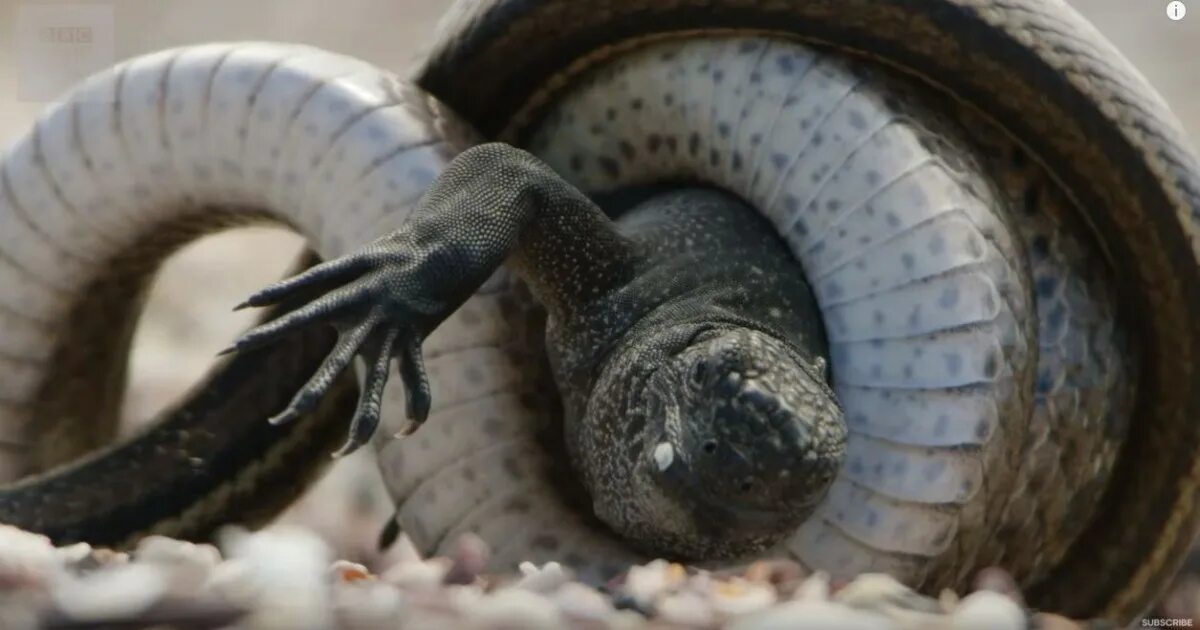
[
  {"left": 657, "top": 589, "right": 717, "bottom": 627},
  {"left": 330, "top": 560, "right": 374, "bottom": 583},
  {"left": 551, "top": 582, "right": 616, "bottom": 622},
  {"left": 730, "top": 599, "right": 897, "bottom": 630},
  {"left": 51, "top": 563, "right": 168, "bottom": 622},
  {"left": 466, "top": 588, "right": 564, "bottom": 629},
  {"left": 973, "top": 568, "right": 1025, "bottom": 607},
  {"left": 708, "top": 577, "right": 777, "bottom": 616},
  {"left": 513, "top": 561, "right": 572, "bottom": 593},
  {"left": 951, "top": 590, "right": 1028, "bottom": 630},
  {"left": 443, "top": 533, "right": 489, "bottom": 586}
]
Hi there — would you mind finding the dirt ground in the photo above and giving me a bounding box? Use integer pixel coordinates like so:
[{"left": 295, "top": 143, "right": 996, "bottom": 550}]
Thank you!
[{"left": 1, "top": 0, "right": 1198, "bottom": 621}]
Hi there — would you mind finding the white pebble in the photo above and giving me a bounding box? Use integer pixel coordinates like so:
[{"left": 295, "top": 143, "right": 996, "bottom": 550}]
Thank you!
[
  {"left": 730, "top": 599, "right": 898, "bottom": 630},
  {"left": 950, "top": 591, "right": 1027, "bottom": 630},
  {"left": 220, "top": 526, "right": 334, "bottom": 630},
  {"left": 623, "top": 560, "right": 686, "bottom": 607},
  {"left": 512, "top": 561, "right": 571, "bottom": 593},
  {"left": 836, "top": 573, "right": 939, "bottom": 613},
  {"left": 52, "top": 563, "right": 167, "bottom": 622},
  {"left": 383, "top": 558, "right": 450, "bottom": 592},
  {"left": 466, "top": 588, "right": 564, "bottom": 629},
  {"left": 54, "top": 542, "right": 93, "bottom": 566},
  {"left": 333, "top": 581, "right": 404, "bottom": 629},
  {"left": 657, "top": 589, "right": 716, "bottom": 626},
  {"left": 550, "top": 582, "right": 615, "bottom": 621},
  {"left": 709, "top": 577, "right": 777, "bottom": 616},
  {"left": 794, "top": 571, "right": 831, "bottom": 601},
  {"left": 0, "top": 525, "right": 58, "bottom": 587},
  {"left": 135, "top": 536, "right": 221, "bottom": 593}
]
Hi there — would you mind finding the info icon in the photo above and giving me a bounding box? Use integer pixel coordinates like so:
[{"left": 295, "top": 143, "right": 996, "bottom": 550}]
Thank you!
[{"left": 1168, "top": 1, "right": 1187, "bottom": 21}]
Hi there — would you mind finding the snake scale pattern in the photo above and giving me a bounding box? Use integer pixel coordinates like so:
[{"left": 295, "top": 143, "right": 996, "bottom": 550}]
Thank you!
[{"left": 0, "top": 0, "right": 1197, "bottom": 624}]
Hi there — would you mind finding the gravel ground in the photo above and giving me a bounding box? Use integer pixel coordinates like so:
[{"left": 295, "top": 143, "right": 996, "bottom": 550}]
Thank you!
[
  {"left": 0, "top": 523, "right": 1089, "bottom": 630},
  {"left": 0, "top": 0, "right": 1198, "bottom": 626}
]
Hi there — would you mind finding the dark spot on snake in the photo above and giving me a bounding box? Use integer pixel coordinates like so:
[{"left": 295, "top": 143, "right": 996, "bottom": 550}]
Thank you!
[
  {"left": 709, "top": 149, "right": 720, "bottom": 167},
  {"left": 794, "top": 218, "right": 808, "bottom": 237},
  {"left": 606, "top": 107, "right": 617, "bottom": 122},
  {"left": 646, "top": 134, "right": 662, "bottom": 154},
  {"left": 630, "top": 98, "right": 644, "bottom": 111},
  {"left": 464, "top": 365, "right": 485, "bottom": 385},
  {"left": 589, "top": 124, "right": 603, "bottom": 136},
  {"left": 1030, "top": 235, "right": 1050, "bottom": 261},
  {"left": 944, "top": 353, "right": 963, "bottom": 377},
  {"left": 619, "top": 141, "right": 637, "bottom": 160},
  {"left": 732, "top": 152, "right": 743, "bottom": 171},
  {"left": 739, "top": 40, "right": 760, "bottom": 53},
  {"left": 777, "top": 55, "right": 795, "bottom": 74},
  {"left": 688, "top": 133, "right": 701, "bottom": 156},
  {"left": 1035, "top": 275, "right": 1058, "bottom": 299},
  {"left": 771, "top": 153, "right": 788, "bottom": 171},
  {"left": 848, "top": 110, "right": 867, "bottom": 131},
  {"left": 712, "top": 70, "right": 725, "bottom": 83},
  {"left": 749, "top": 71, "right": 762, "bottom": 83},
  {"left": 569, "top": 154, "right": 583, "bottom": 172},
  {"left": 873, "top": 310, "right": 885, "bottom": 325},
  {"left": 717, "top": 122, "right": 731, "bottom": 138},
  {"left": 826, "top": 199, "right": 841, "bottom": 213},
  {"left": 664, "top": 93, "right": 675, "bottom": 106},
  {"left": 783, "top": 195, "right": 800, "bottom": 213},
  {"left": 983, "top": 352, "right": 1000, "bottom": 379},
  {"left": 462, "top": 467, "right": 477, "bottom": 482},
  {"left": 665, "top": 136, "right": 678, "bottom": 153},
  {"left": 750, "top": 133, "right": 763, "bottom": 146},
  {"left": 865, "top": 170, "right": 882, "bottom": 186},
  {"left": 929, "top": 234, "right": 946, "bottom": 255},
  {"left": 938, "top": 286, "right": 960, "bottom": 310},
  {"left": 975, "top": 418, "right": 991, "bottom": 440},
  {"left": 870, "top": 364, "right": 883, "bottom": 380},
  {"left": 502, "top": 456, "right": 523, "bottom": 480},
  {"left": 598, "top": 156, "right": 621, "bottom": 178},
  {"left": 825, "top": 281, "right": 843, "bottom": 299}
]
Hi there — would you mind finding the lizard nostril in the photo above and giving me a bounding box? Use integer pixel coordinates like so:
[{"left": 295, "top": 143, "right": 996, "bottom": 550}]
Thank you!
[
  {"left": 703, "top": 440, "right": 718, "bottom": 454},
  {"left": 740, "top": 480, "right": 754, "bottom": 492}
]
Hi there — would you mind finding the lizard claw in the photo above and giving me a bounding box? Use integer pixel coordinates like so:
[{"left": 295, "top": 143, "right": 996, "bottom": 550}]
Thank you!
[{"left": 229, "top": 238, "right": 439, "bottom": 458}]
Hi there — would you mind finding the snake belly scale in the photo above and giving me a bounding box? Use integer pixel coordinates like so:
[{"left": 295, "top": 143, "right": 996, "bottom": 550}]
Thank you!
[{"left": 0, "top": 0, "right": 1194, "bottom": 624}]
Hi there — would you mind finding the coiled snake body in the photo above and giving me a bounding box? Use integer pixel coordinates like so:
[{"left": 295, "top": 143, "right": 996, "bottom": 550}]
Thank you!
[{"left": 0, "top": 0, "right": 1198, "bottom": 623}]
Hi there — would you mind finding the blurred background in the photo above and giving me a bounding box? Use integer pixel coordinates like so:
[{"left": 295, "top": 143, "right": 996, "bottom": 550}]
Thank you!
[{"left": 0, "top": 0, "right": 1197, "bottom": 617}]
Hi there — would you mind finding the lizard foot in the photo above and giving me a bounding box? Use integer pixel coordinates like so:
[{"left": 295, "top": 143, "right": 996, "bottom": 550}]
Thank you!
[{"left": 223, "top": 238, "right": 436, "bottom": 458}]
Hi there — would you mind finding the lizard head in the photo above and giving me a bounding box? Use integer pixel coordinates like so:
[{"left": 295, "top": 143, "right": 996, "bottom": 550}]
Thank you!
[{"left": 590, "top": 324, "right": 846, "bottom": 560}]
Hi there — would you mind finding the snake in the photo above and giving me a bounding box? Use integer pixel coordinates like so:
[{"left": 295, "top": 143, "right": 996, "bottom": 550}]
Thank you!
[{"left": 0, "top": 0, "right": 1197, "bottom": 624}]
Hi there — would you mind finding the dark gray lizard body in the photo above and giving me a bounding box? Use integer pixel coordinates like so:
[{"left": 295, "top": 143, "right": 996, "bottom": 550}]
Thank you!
[{"left": 234, "top": 142, "right": 846, "bottom": 559}]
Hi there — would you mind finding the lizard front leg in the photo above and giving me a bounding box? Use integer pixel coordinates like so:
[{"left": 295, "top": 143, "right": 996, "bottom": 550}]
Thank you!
[{"left": 226, "top": 142, "right": 638, "bottom": 457}]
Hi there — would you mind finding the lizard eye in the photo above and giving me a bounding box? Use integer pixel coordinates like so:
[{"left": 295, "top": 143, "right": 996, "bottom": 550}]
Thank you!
[{"left": 702, "top": 440, "right": 718, "bottom": 454}]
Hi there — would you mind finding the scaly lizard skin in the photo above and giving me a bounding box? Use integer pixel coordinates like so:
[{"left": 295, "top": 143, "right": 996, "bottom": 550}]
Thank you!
[{"left": 231, "top": 142, "right": 846, "bottom": 559}]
